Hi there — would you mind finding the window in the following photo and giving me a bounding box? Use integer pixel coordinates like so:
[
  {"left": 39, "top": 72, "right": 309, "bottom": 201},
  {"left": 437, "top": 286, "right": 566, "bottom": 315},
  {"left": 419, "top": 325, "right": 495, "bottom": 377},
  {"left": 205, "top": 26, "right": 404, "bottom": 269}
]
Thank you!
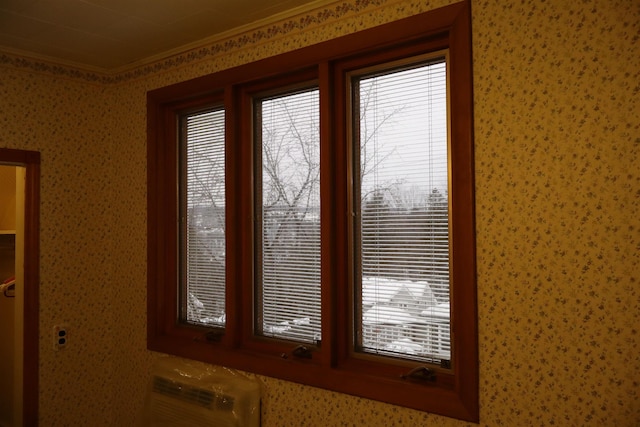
[
  {"left": 148, "top": 1, "right": 477, "bottom": 421},
  {"left": 181, "top": 107, "right": 226, "bottom": 327},
  {"left": 353, "top": 57, "right": 450, "bottom": 364},
  {"left": 255, "top": 88, "right": 322, "bottom": 343}
]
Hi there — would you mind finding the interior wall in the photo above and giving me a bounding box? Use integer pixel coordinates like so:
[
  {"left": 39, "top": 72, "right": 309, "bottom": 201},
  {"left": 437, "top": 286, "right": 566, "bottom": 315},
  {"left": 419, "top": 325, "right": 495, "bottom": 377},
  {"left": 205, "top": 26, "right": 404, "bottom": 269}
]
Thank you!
[
  {"left": 13, "top": 165, "right": 25, "bottom": 427},
  {"left": 0, "top": 237, "right": 15, "bottom": 427},
  {"left": 0, "top": 69, "right": 119, "bottom": 425},
  {"left": 0, "top": 166, "right": 16, "bottom": 426},
  {"left": 0, "top": 0, "right": 638, "bottom": 425},
  {"left": 0, "top": 166, "right": 16, "bottom": 231}
]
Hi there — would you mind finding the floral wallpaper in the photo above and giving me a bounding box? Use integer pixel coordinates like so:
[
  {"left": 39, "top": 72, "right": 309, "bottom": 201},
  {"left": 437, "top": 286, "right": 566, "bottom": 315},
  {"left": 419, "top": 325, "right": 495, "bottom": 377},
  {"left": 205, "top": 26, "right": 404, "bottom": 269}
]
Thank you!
[{"left": 0, "top": 0, "right": 638, "bottom": 425}]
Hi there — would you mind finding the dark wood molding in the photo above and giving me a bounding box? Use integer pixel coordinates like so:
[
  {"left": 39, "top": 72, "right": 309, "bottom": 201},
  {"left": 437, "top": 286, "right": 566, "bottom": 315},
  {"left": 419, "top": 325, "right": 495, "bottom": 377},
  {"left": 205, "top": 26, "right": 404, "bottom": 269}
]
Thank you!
[{"left": 147, "top": 1, "right": 477, "bottom": 421}]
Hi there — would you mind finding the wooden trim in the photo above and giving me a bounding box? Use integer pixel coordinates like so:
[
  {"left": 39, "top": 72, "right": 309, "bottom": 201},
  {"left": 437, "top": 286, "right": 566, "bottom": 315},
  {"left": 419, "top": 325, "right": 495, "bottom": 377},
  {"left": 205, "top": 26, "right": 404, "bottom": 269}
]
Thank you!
[
  {"left": 224, "top": 84, "right": 242, "bottom": 348},
  {"left": 0, "top": 147, "right": 40, "bottom": 427},
  {"left": 318, "top": 60, "right": 337, "bottom": 367},
  {"left": 446, "top": 1, "right": 479, "bottom": 420}
]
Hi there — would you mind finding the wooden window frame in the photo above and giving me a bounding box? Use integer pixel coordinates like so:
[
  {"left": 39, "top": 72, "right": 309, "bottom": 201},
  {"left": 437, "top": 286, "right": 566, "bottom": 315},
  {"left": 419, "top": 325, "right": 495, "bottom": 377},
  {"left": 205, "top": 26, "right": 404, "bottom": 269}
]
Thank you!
[{"left": 147, "top": 1, "right": 477, "bottom": 421}]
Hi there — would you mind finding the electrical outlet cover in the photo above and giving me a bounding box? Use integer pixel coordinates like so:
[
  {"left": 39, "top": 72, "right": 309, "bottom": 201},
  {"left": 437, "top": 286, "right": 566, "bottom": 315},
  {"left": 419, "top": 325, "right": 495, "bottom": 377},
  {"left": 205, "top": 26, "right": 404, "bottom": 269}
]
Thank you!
[{"left": 53, "top": 325, "right": 68, "bottom": 350}]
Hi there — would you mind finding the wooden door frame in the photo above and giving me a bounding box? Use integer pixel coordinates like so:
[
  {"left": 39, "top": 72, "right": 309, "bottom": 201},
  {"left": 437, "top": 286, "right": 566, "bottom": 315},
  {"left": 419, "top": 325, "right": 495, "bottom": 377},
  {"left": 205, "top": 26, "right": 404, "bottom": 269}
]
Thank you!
[{"left": 0, "top": 147, "right": 40, "bottom": 426}]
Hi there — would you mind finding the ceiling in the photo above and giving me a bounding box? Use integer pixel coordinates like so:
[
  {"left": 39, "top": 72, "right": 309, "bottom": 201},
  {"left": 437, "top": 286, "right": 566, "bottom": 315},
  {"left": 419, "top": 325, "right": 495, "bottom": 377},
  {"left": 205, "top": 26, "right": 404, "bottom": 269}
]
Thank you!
[{"left": 0, "top": 0, "right": 329, "bottom": 71}]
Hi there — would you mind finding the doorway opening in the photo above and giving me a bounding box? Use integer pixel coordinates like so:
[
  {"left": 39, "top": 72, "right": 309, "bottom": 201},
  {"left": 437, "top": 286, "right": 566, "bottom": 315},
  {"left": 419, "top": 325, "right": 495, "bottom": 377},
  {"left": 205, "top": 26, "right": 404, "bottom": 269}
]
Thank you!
[{"left": 0, "top": 148, "right": 40, "bottom": 427}]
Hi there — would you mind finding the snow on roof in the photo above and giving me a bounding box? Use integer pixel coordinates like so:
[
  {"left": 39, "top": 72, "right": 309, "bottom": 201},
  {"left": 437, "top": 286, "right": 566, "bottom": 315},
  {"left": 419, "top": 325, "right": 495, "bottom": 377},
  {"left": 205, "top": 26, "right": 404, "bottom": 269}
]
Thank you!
[
  {"left": 362, "top": 305, "right": 425, "bottom": 325},
  {"left": 420, "top": 302, "right": 450, "bottom": 320},
  {"left": 362, "top": 277, "right": 432, "bottom": 305}
]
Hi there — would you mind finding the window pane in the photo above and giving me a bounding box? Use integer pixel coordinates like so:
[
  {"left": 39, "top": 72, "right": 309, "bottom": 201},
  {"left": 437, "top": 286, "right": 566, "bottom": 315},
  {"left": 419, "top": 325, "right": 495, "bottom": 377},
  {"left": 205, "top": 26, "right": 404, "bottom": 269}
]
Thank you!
[
  {"left": 182, "top": 108, "right": 226, "bottom": 327},
  {"left": 355, "top": 59, "right": 450, "bottom": 362},
  {"left": 256, "top": 89, "right": 321, "bottom": 344}
]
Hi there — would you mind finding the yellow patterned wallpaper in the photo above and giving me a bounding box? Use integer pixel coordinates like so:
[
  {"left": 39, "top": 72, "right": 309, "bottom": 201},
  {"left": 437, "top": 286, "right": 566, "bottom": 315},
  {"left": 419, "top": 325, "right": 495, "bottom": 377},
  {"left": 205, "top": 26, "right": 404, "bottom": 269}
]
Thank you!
[{"left": 0, "top": 0, "right": 638, "bottom": 425}]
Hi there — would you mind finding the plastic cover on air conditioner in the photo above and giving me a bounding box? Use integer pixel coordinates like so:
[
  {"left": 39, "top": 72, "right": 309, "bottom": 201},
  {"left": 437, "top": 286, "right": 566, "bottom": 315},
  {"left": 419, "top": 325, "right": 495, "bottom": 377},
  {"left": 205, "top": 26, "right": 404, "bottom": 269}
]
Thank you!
[{"left": 143, "top": 356, "right": 261, "bottom": 427}]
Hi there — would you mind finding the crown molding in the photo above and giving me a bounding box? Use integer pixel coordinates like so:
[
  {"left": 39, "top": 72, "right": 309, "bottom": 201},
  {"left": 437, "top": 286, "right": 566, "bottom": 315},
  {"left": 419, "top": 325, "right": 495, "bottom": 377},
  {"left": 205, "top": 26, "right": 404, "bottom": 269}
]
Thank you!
[{"left": 0, "top": 0, "right": 425, "bottom": 84}]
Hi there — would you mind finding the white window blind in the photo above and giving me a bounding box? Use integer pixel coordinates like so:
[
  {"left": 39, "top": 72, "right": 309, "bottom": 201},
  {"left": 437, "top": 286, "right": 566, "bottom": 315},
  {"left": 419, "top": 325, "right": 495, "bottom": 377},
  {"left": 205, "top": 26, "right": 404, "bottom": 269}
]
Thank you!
[
  {"left": 355, "top": 58, "right": 451, "bottom": 362},
  {"left": 182, "top": 108, "right": 226, "bottom": 326},
  {"left": 256, "top": 89, "right": 321, "bottom": 343}
]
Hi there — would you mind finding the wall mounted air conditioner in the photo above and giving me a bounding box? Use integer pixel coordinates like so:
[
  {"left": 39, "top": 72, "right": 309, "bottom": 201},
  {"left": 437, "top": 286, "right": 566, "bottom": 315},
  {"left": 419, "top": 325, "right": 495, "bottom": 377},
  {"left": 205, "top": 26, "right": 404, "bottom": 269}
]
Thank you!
[{"left": 144, "top": 357, "right": 261, "bottom": 427}]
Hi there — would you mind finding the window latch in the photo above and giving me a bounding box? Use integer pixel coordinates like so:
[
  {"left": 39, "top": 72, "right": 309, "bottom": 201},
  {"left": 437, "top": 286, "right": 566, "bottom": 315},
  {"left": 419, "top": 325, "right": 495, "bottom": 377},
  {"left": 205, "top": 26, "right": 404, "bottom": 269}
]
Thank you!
[
  {"left": 401, "top": 366, "right": 436, "bottom": 382},
  {"left": 291, "top": 345, "right": 313, "bottom": 359}
]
